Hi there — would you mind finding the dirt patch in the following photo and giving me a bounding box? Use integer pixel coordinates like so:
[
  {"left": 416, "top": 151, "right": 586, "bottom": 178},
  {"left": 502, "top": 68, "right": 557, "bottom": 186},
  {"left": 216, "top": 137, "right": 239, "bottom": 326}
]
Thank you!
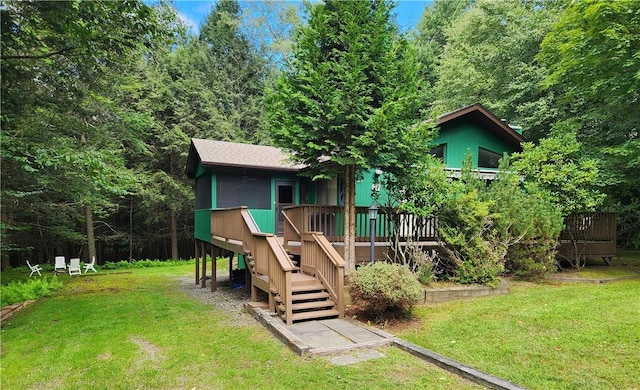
[{"left": 130, "top": 336, "right": 163, "bottom": 363}]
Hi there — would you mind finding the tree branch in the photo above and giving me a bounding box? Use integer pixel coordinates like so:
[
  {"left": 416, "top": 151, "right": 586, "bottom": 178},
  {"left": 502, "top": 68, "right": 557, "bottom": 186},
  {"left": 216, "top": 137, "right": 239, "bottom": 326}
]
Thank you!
[{"left": 1, "top": 48, "right": 74, "bottom": 60}]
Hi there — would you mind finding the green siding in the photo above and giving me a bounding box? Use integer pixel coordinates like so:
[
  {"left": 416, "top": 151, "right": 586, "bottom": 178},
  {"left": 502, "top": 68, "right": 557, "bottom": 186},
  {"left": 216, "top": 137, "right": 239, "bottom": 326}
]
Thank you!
[
  {"left": 355, "top": 170, "right": 389, "bottom": 207},
  {"left": 194, "top": 209, "right": 211, "bottom": 242},
  {"left": 250, "top": 209, "right": 274, "bottom": 233},
  {"left": 435, "top": 120, "right": 518, "bottom": 169}
]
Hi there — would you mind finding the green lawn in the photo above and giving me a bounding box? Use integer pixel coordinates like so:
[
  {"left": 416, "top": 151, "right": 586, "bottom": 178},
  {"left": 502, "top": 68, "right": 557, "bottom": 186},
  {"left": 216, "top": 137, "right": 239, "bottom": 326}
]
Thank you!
[
  {"left": 2, "top": 253, "right": 638, "bottom": 389},
  {"left": 0, "top": 265, "right": 479, "bottom": 390},
  {"left": 396, "top": 251, "right": 640, "bottom": 390}
]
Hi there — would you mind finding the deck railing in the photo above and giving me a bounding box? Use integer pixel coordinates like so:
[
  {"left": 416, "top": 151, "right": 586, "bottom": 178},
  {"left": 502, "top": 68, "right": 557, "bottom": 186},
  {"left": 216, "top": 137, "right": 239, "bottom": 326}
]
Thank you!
[
  {"left": 282, "top": 205, "right": 438, "bottom": 244},
  {"left": 210, "top": 207, "right": 295, "bottom": 322},
  {"left": 560, "top": 212, "right": 617, "bottom": 242},
  {"left": 300, "top": 232, "right": 346, "bottom": 318}
]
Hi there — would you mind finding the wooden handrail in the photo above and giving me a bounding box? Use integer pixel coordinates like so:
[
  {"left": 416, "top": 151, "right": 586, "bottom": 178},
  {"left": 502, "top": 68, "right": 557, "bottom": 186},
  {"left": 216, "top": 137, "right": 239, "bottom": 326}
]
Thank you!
[
  {"left": 211, "top": 207, "right": 296, "bottom": 324},
  {"left": 300, "top": 232, "right": 345, "bottom": 318}
]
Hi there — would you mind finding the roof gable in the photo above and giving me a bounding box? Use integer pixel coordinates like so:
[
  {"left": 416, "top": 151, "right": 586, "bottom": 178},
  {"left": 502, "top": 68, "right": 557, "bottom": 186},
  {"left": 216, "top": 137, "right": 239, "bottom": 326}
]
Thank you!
[
  {"left": 185, "top": 139, "right": 304, "bottom": 178},
  {"left": 437, "top": 103, "right": 527, "bottom": 149}
]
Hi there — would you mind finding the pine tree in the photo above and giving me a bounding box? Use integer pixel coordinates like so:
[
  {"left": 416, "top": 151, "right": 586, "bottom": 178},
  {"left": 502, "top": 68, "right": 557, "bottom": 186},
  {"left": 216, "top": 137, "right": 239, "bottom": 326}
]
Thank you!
[{"left": 268, "top": 0, "right": 431, "bottom": 270}]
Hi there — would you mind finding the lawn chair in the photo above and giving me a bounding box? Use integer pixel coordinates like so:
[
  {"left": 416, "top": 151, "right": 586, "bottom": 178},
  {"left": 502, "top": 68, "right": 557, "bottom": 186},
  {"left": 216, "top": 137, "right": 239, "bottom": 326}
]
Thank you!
[
  {"left": 68, "top": 258, "right": 81, "bottom": 276},
  {"left": 27, "top": 260, "right": 42, "bottom": 277},
  {"left": 54, "top": 256, "right": 66, "bottom": 273},
  {"left": 84, "top": 256, "right": 97, "bottom": 273}
]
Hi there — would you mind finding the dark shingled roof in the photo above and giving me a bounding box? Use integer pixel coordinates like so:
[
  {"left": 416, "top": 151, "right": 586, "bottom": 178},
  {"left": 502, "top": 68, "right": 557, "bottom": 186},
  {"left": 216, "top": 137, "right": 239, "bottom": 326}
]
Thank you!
[{"left": 186, "top": 139, "right": 304, "bottom": 177}]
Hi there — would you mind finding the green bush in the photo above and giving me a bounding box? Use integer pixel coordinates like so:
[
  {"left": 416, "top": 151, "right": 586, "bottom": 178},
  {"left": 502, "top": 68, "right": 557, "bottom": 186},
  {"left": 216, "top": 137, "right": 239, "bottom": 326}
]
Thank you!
[
  {"left": 102, "top": 258, "right": 194, "bottom": 270},
  {"left": 349, "top": 262, "right": 422, "bottom": 321},
  {"left": 0, "top": 276, "right": 63, "bottom": 308}
]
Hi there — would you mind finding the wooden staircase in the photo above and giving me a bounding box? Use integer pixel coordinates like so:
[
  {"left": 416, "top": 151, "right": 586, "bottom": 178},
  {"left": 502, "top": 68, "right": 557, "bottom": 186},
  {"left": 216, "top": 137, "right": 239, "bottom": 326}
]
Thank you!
[{"left": 275, "top": 273, "right": 339, "bottom": 323}]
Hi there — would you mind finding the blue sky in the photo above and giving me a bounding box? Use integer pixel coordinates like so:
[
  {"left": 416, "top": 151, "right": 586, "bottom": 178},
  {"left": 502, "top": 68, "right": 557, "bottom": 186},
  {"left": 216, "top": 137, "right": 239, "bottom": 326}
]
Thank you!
[{"left": 170, "top": 1, "right": 432, "bottom": 34}]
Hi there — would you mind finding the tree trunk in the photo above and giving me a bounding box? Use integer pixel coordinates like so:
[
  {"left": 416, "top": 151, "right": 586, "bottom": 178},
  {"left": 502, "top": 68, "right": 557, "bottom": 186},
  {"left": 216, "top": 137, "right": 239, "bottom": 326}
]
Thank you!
[
  {"left": 170, "top": 209, "right": 179, "bottom": 260},
  {"left": 129, "top": 197, "right": 134, "bottom": 262},
  {"left": 343, "top": 164, "right": 357, "bottom": 272},
  {"left": 85, "top": 205, "right": 96, "bottom": 262}
]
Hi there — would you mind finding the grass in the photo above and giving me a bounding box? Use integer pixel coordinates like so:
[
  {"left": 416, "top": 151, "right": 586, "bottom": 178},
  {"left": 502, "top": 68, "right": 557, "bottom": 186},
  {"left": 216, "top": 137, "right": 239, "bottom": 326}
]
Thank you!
[
  {"left": 395, "top": 250, "right": 640, "bottom": 390},
  {"left": 3, "top": 252, "right": 639, "bottom": 389},
  {"left": 0, "top": 264, "right": 480, "bottom": 389}
]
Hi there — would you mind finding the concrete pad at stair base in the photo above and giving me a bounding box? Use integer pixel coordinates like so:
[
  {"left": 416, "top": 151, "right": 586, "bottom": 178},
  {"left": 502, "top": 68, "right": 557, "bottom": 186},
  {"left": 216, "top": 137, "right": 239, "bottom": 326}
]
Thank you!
[
  {"left": 321, "top": 318, "right": 391, "bottom": 344},
  {"left": 288, "top": 321, "right": 353, "bottom": 350}
]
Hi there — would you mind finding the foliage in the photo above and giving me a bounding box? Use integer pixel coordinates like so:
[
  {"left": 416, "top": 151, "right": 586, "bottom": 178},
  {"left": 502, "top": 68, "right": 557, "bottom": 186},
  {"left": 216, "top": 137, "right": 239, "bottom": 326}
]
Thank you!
[
  {"left": 436, "top": 153, "right": 563, "bottom": 283},
  {"left": 382, "top": 154, "right": 449, "bottom": 268},
  {"left": 0, "top": 276, "right": 63, "bottom": 308},
  {"left": 512, "top": 128, "right": 605, "bottom": 216},
  {"left": 101, "top": 258, "right": 195, "bottom": 270},
  {"left": 0, "top": 0, "right": 179, "bottom": 265},
  {"left": 349, "top": 262, "right": 423, "bottom": 321},
  {"left": 431, "top": 0, "right": 562, "bottom": 140},
  {"left": 268, "top": 0, "right": 431, "bottom": 270}
]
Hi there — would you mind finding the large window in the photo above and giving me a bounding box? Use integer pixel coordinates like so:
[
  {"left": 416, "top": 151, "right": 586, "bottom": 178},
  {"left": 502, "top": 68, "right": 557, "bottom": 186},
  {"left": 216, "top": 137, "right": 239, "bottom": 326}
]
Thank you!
[
  {"left": 216, "top": 171, "right": 271, "bottom": 209},
  {"left": 478, "top": 147, "right": 502, "bottom": 169},
  {"left": 195, "top": 172, "right": 211, "bottom": 209}
]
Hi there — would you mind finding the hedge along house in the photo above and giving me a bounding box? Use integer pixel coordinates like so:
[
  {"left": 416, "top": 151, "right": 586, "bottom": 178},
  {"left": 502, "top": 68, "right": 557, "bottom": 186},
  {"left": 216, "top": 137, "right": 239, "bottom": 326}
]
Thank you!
[{"left": 185, "top": 103, "right": 527, "bottom": 325}]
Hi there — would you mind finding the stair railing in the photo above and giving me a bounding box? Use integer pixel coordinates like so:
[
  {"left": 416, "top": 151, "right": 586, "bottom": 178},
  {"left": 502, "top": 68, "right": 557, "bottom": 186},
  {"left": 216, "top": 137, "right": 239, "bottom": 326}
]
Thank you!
[
  {"left": 300, "top": 232, "right": 346, "bottom": 319},
  {"left": 211, "top": 207, "right": 295, "bottom": 323}
]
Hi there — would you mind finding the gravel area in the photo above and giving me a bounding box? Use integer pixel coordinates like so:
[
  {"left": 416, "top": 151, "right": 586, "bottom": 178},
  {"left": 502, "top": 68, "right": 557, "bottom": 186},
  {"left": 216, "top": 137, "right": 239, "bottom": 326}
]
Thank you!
[{"left": 176, "top": 273, "right": 258, "bottom": 327}]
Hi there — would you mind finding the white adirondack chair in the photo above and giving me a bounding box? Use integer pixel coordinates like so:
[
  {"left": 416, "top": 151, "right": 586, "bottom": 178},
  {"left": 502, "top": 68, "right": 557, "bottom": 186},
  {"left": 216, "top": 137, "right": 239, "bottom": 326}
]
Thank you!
[
  {"left": 27, "top": 260, "right": 42, "bottom": 277},
  {"left": 54, "top": 256, "right": 66, "bottom": 273},
  {"left": 84, "top": 256, "right": 97, "bottom": 273},
  {"left": 68, "top": 258, "right": 81, "bottom": 276}
]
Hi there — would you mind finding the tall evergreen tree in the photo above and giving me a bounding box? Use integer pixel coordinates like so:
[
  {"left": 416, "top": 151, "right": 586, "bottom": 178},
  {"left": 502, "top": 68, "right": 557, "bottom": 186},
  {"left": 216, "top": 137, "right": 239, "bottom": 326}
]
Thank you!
[
  {"left": 199, "top": 0, "right": 268, "bottom": 143},
  {"left": 268, "top": 0, "right": 431, "bottom": 270}
]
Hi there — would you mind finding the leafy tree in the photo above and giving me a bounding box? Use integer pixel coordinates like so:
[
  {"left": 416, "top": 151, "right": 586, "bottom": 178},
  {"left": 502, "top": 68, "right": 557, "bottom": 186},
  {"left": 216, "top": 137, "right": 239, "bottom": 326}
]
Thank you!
[
  {"left": 431, "top": 0, "right": 562, "bottom": 140},
  {"left": 413, "top": 0, "right": 472, "bottom": 103},
  {"left": 537, "top": 0, "right": 640, "bottom": 245},
  {"left": 1, "top": 0, "right": 173, "bottom": 266},
  {"left": 268, "top": 0, "right": 431, "bottom": 270},
  {"left": 512, "top": 127, "right": 605, "bottom": 217}
]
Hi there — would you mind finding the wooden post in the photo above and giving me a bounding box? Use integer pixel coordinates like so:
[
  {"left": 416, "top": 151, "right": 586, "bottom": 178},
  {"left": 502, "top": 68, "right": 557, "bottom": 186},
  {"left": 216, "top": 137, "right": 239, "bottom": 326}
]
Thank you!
[
  {"left": 200, "top": 241, "right": 207, "bottom": 289},
  {"left": 211, "top": 245, "right": 217, "bottom": 292},
  {"left": 228, "top": 252, "right": 234, "bottom": 288},
  {"left": 194, "top": 240, "right": 200, "bottom": 285}
]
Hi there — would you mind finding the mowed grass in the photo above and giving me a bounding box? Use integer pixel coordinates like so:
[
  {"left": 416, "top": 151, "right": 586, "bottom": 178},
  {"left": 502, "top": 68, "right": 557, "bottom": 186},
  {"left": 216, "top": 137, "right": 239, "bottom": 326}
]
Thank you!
[
  {"left": 0, "top": 265, "right": 480, "bottom": 390},
  {"left": 397, "top": 251, "right": 640, "bottom": 390}
]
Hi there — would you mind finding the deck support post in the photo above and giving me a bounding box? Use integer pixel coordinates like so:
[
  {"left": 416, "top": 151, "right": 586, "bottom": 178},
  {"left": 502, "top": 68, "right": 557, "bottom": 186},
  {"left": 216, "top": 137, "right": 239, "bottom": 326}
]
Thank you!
[
  {"left": 211, "top": 245, "right": 217, "bottom": 292},
  {"left": 200, "top": 240, "right": 207, "bottom": 289},
  {"left": 194, "top": 240, "right": 200, "bottom": 285}
]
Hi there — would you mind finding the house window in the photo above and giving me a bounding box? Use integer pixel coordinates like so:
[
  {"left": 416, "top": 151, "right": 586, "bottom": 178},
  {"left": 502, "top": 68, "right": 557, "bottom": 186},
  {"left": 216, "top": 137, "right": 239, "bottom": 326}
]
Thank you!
[
  {"left": 195, "top": 172, "right": 211, "bottom": 209},
  {"left": 216, "top": 171, "right": 271, "bottom": 210},
  {"left": 430, "top": 144, "right": 446, "bottom": 161},
  {"left": 478, "top": 147, "right": 502, "bottom": 169}
]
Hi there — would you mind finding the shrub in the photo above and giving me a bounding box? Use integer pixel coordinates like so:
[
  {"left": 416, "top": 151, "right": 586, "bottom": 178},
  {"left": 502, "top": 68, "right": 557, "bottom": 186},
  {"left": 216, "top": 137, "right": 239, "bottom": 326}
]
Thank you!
[
  {"left": 101, "top": 258, "right": 194, "bottom": 270},
  {"left": 0, "top": 276, "right": 63, "bottom": 308},
  {"left": 349, "top": 262, "right": 422, "bottom": 321}
]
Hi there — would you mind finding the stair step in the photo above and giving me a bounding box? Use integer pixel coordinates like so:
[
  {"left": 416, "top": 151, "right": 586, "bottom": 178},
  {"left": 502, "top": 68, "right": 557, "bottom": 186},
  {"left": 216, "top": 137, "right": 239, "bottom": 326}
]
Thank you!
[
  {"left": 291, "top": 300, "right": 335, "bottom": 311},
  {"left": 292, "top": 291, "right": 331, "bottom": 301},
  {"left": 292, "top": 283, "right": 324, "bottom": 293},
  {"left": 277, "top": 299, "right": 335, "bottom": 313},
  {"left": 290, "top": 308, "right": 340, "bottom": 322}
]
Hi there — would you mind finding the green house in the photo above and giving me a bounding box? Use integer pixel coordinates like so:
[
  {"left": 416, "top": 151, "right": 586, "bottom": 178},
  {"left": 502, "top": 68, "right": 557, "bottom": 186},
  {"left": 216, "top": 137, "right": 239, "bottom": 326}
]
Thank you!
[
  {"left": 433, "top": 103, "right": 526, "bottom": 179},
  {"left": 184, "top": 103, "right": 526, "bottom": 325}
]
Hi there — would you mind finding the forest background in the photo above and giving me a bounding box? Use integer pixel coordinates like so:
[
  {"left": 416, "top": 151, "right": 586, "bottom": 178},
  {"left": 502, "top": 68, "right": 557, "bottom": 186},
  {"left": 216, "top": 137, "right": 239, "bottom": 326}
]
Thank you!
[{"left": 1, "top": 0, "right": 638, "bottom": 267}]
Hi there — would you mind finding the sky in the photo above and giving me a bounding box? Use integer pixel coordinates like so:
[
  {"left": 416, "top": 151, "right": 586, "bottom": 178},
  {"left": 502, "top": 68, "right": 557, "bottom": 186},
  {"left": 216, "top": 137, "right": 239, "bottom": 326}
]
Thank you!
[{"left": 170, "top": 1, "right": 432, "bottom": 35}]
